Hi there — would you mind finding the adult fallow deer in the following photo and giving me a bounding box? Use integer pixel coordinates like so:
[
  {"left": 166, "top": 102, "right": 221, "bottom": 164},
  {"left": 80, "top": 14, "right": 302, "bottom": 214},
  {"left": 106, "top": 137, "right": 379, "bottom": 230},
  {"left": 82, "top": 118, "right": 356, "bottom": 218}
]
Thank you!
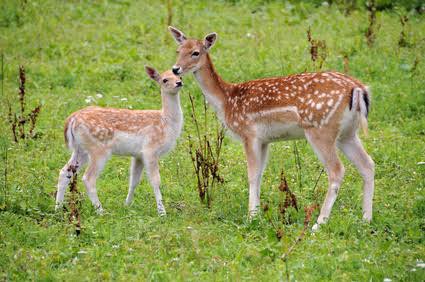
[{"left": 168, "top": 26, "right": 374, "bottom": 230}]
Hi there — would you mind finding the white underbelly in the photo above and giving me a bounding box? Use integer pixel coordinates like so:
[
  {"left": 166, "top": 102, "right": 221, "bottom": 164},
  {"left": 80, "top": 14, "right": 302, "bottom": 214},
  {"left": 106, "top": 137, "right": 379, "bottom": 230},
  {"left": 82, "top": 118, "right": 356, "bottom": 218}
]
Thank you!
[
  {"left": 111, "top": 133, "right": 145, "bottom": 156},
  {"left": 256, "top": 122, "right": 305, "bottom": 142}
]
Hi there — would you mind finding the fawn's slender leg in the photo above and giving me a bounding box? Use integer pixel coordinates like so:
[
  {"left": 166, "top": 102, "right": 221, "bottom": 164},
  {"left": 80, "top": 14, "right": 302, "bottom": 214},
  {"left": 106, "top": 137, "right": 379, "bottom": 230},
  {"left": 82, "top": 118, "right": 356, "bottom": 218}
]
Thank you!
[
  {"left": 306, "top": 129, "right": 345, "bottom": 231},
  {"left": 337, "top": 134, "right": 375, "bottom": 222},
  {"left": 144, "top": 153, "right": 165, "bottom": 215},
  {"left": 260, "top": 143, "right": 269, "bottom": 176},
  {"left": 125, "top": 157, "right": 144, "bottom": 205},
  {"left": 56, "top": 149, "right": 88, "bottom": 210},
  {"left": 82, "top": 151, "right": 110, "bottom": 213},
  {"left": 244, "top": 139, "right": 268, "bottom": 217}
]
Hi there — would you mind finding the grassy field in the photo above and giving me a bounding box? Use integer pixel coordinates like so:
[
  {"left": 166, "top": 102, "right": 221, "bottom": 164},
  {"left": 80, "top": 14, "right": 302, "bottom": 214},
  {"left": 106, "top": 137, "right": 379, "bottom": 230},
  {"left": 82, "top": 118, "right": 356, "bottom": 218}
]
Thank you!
[{"left": 1, "top": 0, "right": 424, "bottom": 280}]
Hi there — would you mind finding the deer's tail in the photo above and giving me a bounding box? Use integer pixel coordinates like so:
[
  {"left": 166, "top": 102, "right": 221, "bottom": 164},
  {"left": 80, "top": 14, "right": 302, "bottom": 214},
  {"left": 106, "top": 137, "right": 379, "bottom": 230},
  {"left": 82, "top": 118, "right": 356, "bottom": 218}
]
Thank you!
[{"left": 350, "top": 87, "right": 370, "bottom": 136}]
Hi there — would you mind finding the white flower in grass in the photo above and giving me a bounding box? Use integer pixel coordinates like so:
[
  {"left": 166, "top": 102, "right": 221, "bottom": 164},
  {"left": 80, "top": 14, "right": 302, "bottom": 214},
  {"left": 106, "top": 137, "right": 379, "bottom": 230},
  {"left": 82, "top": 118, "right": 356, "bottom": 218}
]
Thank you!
[
  {"left": 128, "top": 105, "right": 133, "bottom": 109},
  {"left": 85, "top": 96, "right": 95, "bottom": 104},
  {"left": 383, "top": 279, "right": 392, "bottom": 282},
  {"left": 121, "top": 98, "right": 128, "bottom": 101},
  {"left": 285, "top": 3, "right": 294, "bottom": 11},
  {"left": 416, "top": 260, "right": 425, "bottom": 268},
  {"left": 96, "top": 93, "right": 103, "bottom": 98}
]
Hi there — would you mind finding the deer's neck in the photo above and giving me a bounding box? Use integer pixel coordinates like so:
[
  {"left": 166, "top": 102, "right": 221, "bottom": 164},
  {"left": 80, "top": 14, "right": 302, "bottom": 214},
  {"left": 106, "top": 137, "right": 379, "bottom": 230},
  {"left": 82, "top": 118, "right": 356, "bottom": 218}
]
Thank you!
[
  {"left": 161, "top": 91, "right": 183, "bottom": 125},
  {"left": 193, "top": 54, "right": 232, "bottom": 115}
]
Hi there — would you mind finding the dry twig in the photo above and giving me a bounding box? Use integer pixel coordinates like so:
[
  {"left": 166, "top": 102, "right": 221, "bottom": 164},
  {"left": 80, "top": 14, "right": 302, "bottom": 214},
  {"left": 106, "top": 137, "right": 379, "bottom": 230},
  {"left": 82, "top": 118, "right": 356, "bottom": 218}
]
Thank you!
[
  {"left": 68, "top": 164, "right": 81, "bottom": 236},
  {"left": 166, "top": 0, "right": 173, "bottom": 27},
  {"left": 278, "top": 170, "right": 298, "bottom": 224},
  {"left": 281, "top": 204, "right": 319, "bottom": 261},
  {"left": 343, "top": 54, "right": 350, "bottom": 73},
  {"left": 307, "top": 27, "right": 327, "bottom": 69},
  {"left": 7, "top": 65, "right": 42, "bottom": 142},
  {"left": 366, "top": 0, "right": 377, "bottom": 47},
  {"left": 187, "top": 92, "right": 225, "bottom": 207},
  {"left": 398, "top": 15, "right": 410, "bottom": 48}
]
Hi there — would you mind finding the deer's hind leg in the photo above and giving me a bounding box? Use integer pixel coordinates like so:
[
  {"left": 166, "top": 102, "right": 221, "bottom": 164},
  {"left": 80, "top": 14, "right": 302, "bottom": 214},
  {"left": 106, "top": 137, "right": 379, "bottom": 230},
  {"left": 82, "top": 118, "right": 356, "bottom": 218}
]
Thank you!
[
  {"left": 56, "top": 149, "right": 88, "bottom": 210},
  {"left": 82, "top": 150, "right": 110, "bottom": 214},
  {"left": 143, "top": 151, "right": 166, "bottom": 216},
  {"left": 337, "top": 134, "right": 375, "bottom": 222},
  {"left": 125, "top": 157, "right": 144, "bottom": 205},
  {"left": 305, "top": 128, "right": 345, "bottom": 231}
]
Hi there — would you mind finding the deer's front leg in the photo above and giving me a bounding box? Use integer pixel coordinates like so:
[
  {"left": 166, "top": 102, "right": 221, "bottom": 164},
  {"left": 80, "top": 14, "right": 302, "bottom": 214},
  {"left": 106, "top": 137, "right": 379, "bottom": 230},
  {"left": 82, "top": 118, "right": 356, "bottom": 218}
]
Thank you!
[
  {"left": 144, "top": 153, "right": 166, "bottom": 216},
  {"left": 244, "top": 140, "right": 267, "bottom": 218}
]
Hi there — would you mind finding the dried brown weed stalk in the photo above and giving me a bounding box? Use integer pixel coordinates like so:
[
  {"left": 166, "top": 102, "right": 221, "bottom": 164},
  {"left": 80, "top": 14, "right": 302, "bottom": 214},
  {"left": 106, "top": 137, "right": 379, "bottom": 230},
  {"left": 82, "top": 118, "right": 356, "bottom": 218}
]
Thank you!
[
  {"left": 278, "top": 170, "right": 298, "bottom": 224},
  {"left": 7, "top": 65, "right": 42, "bottom": 142},
  {"left": 263, "top": 170, "right": 299, "bottom": 240},
  {"left": 398, "top": 15, "right": 410, "bottom": 48},
  {"left": 281, "top": 203, "right": 319, "bottom": 261},
  {"left": 68, "top": 164, "right": 81, "bottom": 236},
  {"left": 187, "top": 92, "right": 225, "bottom": 208},
  {"left": 366, "top": 0, "right": 378, "bottom": 47},
  {"left": 307, "top": 27, "right": 327, "bottom": 70},
  {"left": 343, "top": 54, "right": 350, "bottom": 73}
]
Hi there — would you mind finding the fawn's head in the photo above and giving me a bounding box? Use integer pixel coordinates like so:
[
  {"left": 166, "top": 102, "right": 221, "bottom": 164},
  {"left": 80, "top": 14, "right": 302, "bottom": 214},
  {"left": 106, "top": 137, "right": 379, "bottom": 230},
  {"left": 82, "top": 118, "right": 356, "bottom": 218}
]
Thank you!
[
  {"left": 168, "top": 26, "right": 217, "bottom": 76},
  {"left": 145, "top": 66, "right": 183, "bottom": 94}
]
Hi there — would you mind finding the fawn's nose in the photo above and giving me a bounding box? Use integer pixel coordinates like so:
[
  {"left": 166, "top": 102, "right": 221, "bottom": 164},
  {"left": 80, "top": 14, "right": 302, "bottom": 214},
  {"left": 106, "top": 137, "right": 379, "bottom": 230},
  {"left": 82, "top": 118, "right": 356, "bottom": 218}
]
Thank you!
[
  {"left": 176, "top": 81, "right": 183, "bottom": 87},
  {"left": 172, "top": 66, "right": 182, "bottom": 75}
]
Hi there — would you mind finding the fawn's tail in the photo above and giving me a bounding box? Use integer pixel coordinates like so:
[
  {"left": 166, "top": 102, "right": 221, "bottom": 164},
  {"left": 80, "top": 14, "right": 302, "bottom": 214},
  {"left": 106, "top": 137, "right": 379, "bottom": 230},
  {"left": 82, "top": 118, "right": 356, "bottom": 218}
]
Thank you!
[{"left": 350, "top": 87, "right": 370, "bottom": 136}]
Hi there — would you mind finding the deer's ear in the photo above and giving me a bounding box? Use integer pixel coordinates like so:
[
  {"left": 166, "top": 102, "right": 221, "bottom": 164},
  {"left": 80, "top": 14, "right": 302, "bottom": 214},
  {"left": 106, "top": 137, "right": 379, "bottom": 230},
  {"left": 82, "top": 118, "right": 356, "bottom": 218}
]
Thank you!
[
  {"left": 145, "top": 66, "right": 160, "bottom": 82},
  {"left": 203, "top": 32, "right": 217, "bottom": 51},
  {"left": 168, "top": 26, "right": 187, "bottom": 45}
]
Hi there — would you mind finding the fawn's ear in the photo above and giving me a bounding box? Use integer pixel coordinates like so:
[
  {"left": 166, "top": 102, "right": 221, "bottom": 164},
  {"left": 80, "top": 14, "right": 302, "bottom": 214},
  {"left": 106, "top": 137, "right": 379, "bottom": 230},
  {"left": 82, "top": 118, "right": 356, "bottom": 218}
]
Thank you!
[
  {"left": 203, "top": 32, "right": 217, "bottom": 51},
  {"left": 145, "top": 66, "right": 160, "bottom": 82},
  {"left": 168, "top": 26, "right": 187, "bottom": 45}
]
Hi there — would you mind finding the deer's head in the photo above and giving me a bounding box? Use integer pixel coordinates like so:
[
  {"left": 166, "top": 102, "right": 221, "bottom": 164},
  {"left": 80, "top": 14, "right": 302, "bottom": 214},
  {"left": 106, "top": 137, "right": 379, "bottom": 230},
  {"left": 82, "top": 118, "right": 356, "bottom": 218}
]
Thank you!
[
  {"left": 145, "top": 66, "right": 183, "bottom": 94},
  {"left": 168, "top": 26, "right": 217, "bottom": 76}
]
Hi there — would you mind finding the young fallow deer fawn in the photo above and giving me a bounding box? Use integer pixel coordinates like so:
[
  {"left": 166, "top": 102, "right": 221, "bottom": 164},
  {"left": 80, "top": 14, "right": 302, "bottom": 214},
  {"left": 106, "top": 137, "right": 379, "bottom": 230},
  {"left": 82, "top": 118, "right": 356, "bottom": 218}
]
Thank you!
[
  {"left": 168, "top": 27, "right": 374, "bottom": 230},
  {"left": 55, "top": 66, "right": 184, "bottom": 215}
]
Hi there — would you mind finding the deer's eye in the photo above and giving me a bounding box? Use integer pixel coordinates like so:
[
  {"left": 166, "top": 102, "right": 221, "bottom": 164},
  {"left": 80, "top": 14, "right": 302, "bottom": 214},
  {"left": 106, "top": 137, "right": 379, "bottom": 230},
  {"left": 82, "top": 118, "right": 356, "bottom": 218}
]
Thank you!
[
  {"left": 162, "top": 79, "right": 168, "bottom": 83},
  {"left": 191, "top": 51, "right": 200, "bottom": 57}
]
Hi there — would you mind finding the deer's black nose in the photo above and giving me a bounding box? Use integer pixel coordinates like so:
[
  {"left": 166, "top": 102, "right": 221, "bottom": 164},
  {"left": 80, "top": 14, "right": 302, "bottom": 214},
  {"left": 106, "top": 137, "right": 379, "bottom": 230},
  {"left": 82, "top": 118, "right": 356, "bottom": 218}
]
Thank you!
[
  {"left": 176, "top": 81, "right": 183, "bottom": 87},
  {"left": 172, "top": 66, "right": 181, "bottom": 75}
]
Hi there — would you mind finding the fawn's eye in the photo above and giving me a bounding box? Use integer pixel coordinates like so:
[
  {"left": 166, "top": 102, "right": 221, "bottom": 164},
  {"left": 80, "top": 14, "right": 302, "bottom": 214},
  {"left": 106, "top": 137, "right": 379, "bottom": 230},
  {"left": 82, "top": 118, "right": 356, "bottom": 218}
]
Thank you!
[
  {"left": 191, "top": 51, "right": 200, "bottom": 57},
  {"left": 162, "top": 79, "right": 168, "bottom": 83}
]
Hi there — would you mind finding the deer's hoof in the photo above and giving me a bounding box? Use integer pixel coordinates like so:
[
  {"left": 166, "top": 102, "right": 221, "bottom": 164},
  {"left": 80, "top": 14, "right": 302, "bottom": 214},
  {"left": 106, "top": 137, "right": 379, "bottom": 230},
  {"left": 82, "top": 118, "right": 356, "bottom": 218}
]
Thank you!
[
  {"left": 96, "top": 206, "right": 104, "bottom": 215},
  {"left": 311, "top": 223, "right": 320, "bottom": 232},
  {"left": 362, "top": 213, "right": 372, "bottom": 223}
]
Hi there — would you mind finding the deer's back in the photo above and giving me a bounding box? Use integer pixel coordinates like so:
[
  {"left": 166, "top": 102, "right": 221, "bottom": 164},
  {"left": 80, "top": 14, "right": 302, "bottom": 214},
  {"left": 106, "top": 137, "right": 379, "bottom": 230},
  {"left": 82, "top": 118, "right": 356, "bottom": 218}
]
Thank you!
[
  {"left": 65, "top": 106, "right": 164, "bottom": 155},
  {"left": 228, "top": 71, "right": 366, "bottom": 128}
]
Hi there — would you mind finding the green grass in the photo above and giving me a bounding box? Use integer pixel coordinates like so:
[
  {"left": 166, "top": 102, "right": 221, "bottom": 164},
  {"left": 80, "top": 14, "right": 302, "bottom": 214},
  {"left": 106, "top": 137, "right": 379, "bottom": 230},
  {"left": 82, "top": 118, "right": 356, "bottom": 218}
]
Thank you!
[{"left": 0, "top": 0, "right": 424, "bottom": 280}]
